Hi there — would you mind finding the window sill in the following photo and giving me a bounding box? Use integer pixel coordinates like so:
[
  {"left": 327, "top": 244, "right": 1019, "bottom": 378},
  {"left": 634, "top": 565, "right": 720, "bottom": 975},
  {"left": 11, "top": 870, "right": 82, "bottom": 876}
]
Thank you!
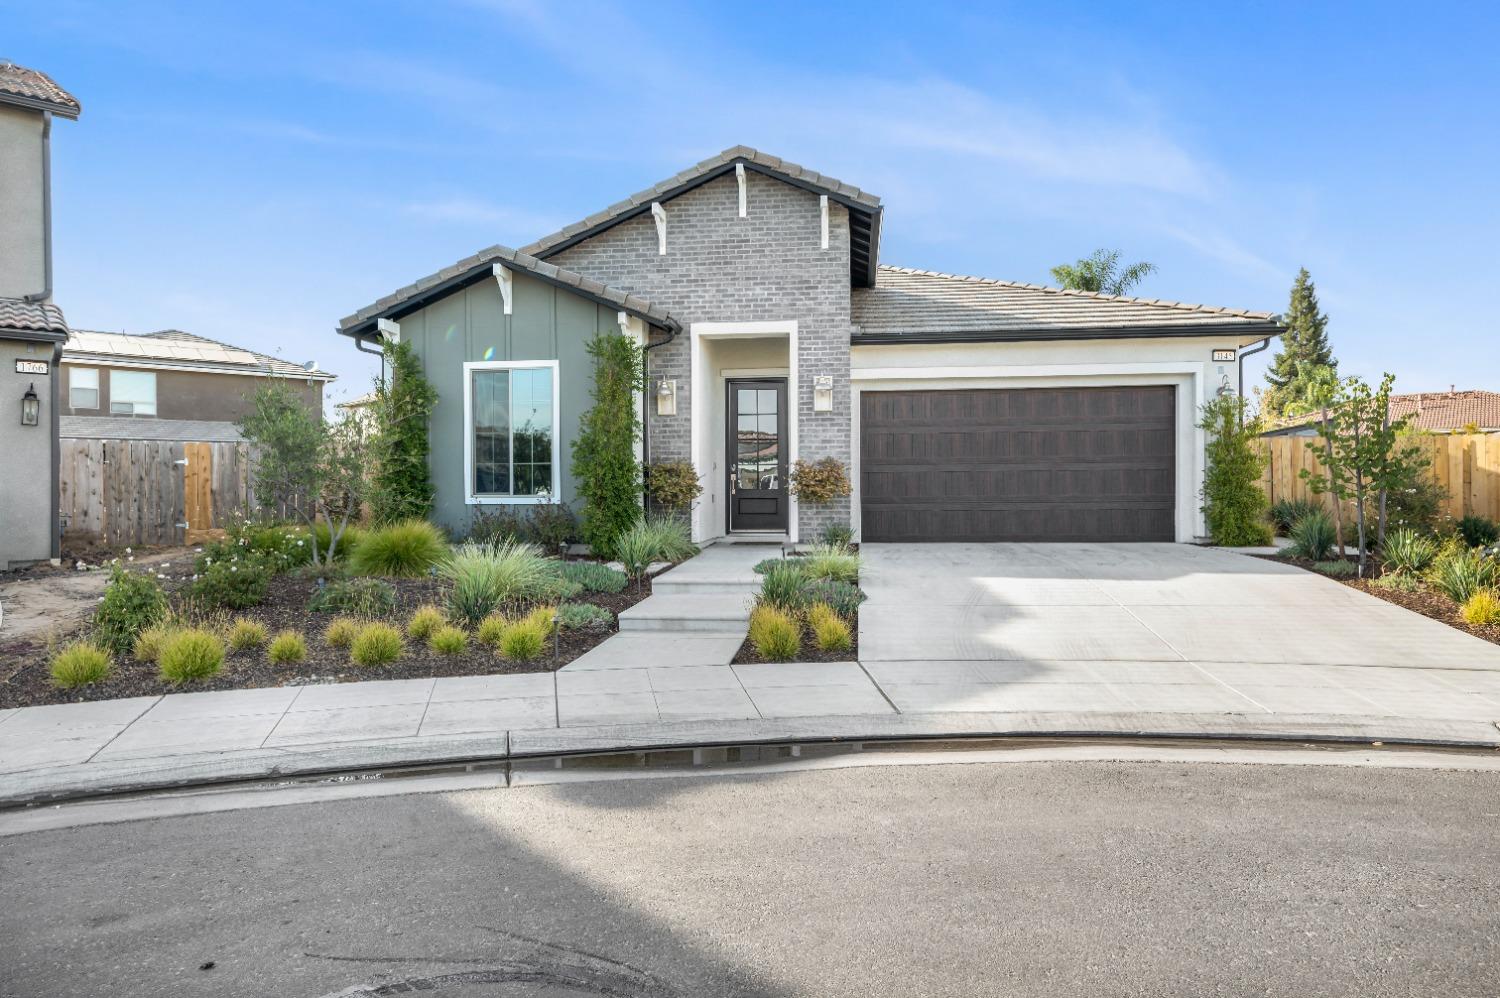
[{"left": 465, "top": 495, "right": 558, "bottom": 506}]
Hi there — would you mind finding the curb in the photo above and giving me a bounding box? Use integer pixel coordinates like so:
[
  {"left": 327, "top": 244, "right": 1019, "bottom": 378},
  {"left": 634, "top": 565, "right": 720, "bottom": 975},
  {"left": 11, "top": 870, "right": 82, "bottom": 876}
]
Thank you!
[{"left": 2, "top": 710, "right": 1497, "bottom": 808}]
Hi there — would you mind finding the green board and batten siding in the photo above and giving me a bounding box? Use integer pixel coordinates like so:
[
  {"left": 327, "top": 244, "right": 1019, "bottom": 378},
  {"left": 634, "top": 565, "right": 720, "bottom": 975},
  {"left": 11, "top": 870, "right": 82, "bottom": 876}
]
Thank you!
[{"left": 397, "top": 268, "right": 619, "bottom": 533}]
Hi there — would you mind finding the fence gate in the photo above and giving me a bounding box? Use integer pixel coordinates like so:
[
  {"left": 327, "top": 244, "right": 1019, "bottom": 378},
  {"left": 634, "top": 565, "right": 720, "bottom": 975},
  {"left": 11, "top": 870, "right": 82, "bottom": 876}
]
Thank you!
[{"left": 184, "top": 442, "right": 215, "bottom": 543}]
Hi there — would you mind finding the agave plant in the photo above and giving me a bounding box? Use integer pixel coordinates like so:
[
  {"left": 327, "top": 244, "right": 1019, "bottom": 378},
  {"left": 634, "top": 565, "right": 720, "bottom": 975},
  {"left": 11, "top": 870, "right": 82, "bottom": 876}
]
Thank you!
[{"left": 1286, "top": 509, "right": 1337, "bottom": 562}]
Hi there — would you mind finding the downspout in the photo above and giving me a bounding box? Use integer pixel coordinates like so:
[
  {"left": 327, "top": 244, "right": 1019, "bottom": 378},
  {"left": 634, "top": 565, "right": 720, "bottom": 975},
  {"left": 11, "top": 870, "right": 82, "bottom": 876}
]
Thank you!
[
  {"left": 1238, "top": 335, "right": 1273, "bottom": 422},
  {"left": 50, "top": 341, "right": 61, "bottom": 562},
  {"left": 639, "top": 321, "right": 679, "bottom": 473},
  {"left": 23, "top": 111, "right": 54, "bottom": 304}
]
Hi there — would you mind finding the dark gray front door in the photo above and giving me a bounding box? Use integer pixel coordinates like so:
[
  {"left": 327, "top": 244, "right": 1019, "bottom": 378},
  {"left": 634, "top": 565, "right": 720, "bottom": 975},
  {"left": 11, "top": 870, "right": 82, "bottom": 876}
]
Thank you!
[
  {"left": 860, "top": 385, "right": 1177, "bottom": 542},
  {"left": 728, "top": 378, "right": 788, "bottom": 533}
]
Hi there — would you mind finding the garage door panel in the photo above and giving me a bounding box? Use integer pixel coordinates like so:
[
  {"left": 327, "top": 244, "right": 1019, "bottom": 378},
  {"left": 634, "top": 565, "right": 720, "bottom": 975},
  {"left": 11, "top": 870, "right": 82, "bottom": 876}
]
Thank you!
[{"left": 860, "top": 386, "right": 1176, "bottom": 542}]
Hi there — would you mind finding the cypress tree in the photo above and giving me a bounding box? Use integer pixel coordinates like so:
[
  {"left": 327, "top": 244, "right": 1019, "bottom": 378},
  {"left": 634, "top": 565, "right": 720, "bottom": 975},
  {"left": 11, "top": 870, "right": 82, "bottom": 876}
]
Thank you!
[
  {"left": 369, "top": 339, "right": 438, "bottom": 523},
  {"left": 1264, "top": 268, "right": 1336, "bottom": 416}
]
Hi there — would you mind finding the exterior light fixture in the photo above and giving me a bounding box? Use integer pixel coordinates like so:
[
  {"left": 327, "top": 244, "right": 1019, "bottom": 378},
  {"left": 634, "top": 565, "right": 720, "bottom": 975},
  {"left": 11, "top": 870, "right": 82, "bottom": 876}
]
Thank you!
[
  {"left": 656, "top": 379, "right": 677, "bottom": 417},
  {"left": 20, "top": 383, "right": 40, "bottom": 426},
  {"left": 813, "top": 375, "right": 834, "bottom": 413}
]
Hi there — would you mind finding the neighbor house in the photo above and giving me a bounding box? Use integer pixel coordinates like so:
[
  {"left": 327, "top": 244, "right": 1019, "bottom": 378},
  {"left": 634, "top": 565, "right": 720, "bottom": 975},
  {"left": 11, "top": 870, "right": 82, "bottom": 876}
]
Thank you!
[
  {"left": 0, "top": 62, "right": 79, "bottom": 570},
  {"left": 59, "top": 329, "right": 335, "bottom": 445},
  {"left": 1261, "top": 388, "right": 1500, "bottom": 437},
  {"left": 337, "top": 146, "right": 1284, "bottom": 544}
]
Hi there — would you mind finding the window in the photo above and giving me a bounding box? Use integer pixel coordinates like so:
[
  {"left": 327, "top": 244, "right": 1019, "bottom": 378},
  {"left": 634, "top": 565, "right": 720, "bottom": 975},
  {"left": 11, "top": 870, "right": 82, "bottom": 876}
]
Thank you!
[
  {"left": 465, "top": 361, "right": 558, "bottom": 502},
  {"left": 69, "top": 367, "right": 99, "bottom": 409},
  {"left": 109, "top": 370, "right": 157, "bottom": 416}
]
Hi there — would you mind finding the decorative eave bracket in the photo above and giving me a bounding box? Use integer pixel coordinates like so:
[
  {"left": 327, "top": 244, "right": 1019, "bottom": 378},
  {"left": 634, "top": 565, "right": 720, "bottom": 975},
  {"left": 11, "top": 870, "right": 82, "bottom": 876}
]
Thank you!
[
  {"left": 651, "top": 202, "right": 667, "bottom": 255},
  {"left": 492, "top": 263, "right": 513, "bottom": 315}
]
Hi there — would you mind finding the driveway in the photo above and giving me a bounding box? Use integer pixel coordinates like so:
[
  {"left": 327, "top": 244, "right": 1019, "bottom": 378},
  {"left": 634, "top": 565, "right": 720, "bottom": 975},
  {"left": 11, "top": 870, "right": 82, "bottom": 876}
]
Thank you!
[{"left": 859, "top": 543, "right": 1500, "bottom": 672}]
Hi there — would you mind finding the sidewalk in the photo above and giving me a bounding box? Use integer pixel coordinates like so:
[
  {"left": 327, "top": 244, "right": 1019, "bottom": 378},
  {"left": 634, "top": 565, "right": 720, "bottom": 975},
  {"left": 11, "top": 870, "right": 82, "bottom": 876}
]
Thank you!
[{"left": 4, "top": 655, "right": 1499, "bottom": 805}]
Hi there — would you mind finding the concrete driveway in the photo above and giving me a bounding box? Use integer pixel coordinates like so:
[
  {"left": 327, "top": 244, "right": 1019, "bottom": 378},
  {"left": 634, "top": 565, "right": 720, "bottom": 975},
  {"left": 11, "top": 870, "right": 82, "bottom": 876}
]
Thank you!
[{"left": 859, "top": 543, "right": 1500, "bottom": 671}]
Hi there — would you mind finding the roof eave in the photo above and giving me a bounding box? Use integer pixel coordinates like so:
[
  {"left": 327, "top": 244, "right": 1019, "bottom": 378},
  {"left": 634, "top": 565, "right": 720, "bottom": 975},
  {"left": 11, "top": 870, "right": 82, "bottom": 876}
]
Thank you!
[
  {"left": 0, "top": 91, "right": 81, "bottom": 120},
  {"left": 0, "top": 326, "right": 69, "bottom": 344},
  {"left": 851, "top": 321, "right": 1286, "bottom": 346}
]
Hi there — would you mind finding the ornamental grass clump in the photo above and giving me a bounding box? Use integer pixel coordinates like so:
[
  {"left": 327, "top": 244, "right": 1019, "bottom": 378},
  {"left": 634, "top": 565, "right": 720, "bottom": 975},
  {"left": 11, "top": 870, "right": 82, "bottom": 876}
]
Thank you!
[
  {"left": 1460, "top": 589, "right": 1500, "bottom": 626},
  {"left": 322, "top": 617, "right": 360, "bottom": 649},
  {"left": 158, "top": 628, "right": 226, "bottom": 683},
  {"left": 132, "top": 622, "right": 176, "bottom": 664},
  {"left": 476, "top": 613, "right": 510, "bottom": 648},
  {"left": 406, "top": 604, "right": 447, "bottom": 642},
  {"left": 498, "top": 617, "right": 549, "bottom": 661},
  {"left": 1381, "top": 528, "right": 1438, "bottom": 576},
  {"left": 428, "top": 624, "right": 468, "bottom": 656},
  {"left": 758, "top": 560, "right": 813, "bottom": 612},
  {"left": 1287, "top": 509, "right": 1338, "bottom": 562},
  {"left": 748, "top": 605, "right": 801, "bottom": 661},
  {"left": 808, "top": 602, "right": 852, "bottom": 653},
  {"left": 227, "top": 618, "right": 269, "bottom": 652},
  {"left": 351, "top": 519, "right": 448, "bottom": 577},
  {"left": 267, "top": 629, "right": 307, "bottom": 664},
  {"left": 350, "top": 623, "right": 403, "bottom": 666},
  {"left": 440, "top": 540, "right": 558, "bottom": 626},
  {"left": 1429, "top": 546, "right": 1500, "bottom": 605},
  {"left": 50, "top": 642, "right": 112, "bottom": 689},
  {"left": 798, "top": 543, "right": 861, "bottom": 584}
]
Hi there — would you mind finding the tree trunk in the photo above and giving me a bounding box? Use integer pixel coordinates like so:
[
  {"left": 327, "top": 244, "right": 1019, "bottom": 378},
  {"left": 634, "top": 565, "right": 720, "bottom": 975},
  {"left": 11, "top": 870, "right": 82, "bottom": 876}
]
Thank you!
[
  {"left": 1321, "top": 404, "right": 1344, "bottom": 557},
  {"left": 1376, "top": 408, "right": 1392, "bottom": 550}
]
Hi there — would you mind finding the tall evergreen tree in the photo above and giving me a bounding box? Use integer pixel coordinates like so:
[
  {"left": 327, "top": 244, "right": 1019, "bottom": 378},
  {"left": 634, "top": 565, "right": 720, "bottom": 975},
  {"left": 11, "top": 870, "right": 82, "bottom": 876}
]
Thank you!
[{"left": 1263, "top": 268, "right": 1336, "bottom": 417}]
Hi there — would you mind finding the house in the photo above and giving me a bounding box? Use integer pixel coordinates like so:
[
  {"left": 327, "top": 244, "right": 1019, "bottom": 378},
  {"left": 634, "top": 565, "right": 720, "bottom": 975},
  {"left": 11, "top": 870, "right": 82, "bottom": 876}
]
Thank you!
[
  {"left": 1261, "top": 388, "right": 1500, "bottom": 437},
  {"left": 59, "top": 329, "right": 336, "bottom": 444},
  {"left": 0, "top": 62, "right": 79, "bottom": 571},
  {"left": 338, "top": 146, "right": 1284, "bottom": 544}
]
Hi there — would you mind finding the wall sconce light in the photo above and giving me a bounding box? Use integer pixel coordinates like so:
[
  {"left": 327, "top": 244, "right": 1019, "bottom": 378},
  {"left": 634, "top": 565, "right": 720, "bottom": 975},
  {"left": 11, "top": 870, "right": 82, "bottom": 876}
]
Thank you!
[
  {"left": 813, "top": 375, "right": 834, "bottom": 413},
  {"left": 20, "top": 383, "right": 40, "bottom": 426},
  {"left": 656, "top": 378, "right": 677, "bottom": 416}
]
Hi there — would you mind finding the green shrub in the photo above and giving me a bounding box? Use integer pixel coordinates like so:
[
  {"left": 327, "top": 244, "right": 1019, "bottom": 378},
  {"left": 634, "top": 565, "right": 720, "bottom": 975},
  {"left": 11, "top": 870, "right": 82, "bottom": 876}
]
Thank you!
[
  {"left": 614, "top": 516, "right": 698, "bottom": 576},
  {"left": 498, "top": 618, "right": 549, "bottom": 661},
  {"left": 227, "top": 618, "right": 269, "bottom": 652},
  {"left": 322, "top": 617, "right": 360, "bottom": 649},
  {"left": 132, "top": 622, "right": 176, "bottom": 664},
  {"left": 428, "top": 624, "right": 468, "bottom": 655},
  {"left": 1198, "top": 394, "right": 1272, "bottom": 546},
  {"left": 350, "top": 623, "right": 403, "bottom": 666},
  {"left": 1371, "top": 572, "right": 1420, "bottom": 593},
  {"left": 749, "top": 605, "right": 800, "bottom": 661},
  {"left": 803, "top": 579, "right": 866, "bottom": 619},
  {"left": 1457, "top": 515, "right": 1500, "bottom": 549},
  {"left": 1287, "top": 509, "right": 1338, "bottom": 561},
  {"left": 267, "top": 630, "right": 307, "bottom": 664},
  {"left": 406, "top": 604, "right": 447, "bottom": 641},
  {"left": 1381, "top": 528, "right": 1438, "bottom": 575},
  {"left": 573, "top": 332, "right": 644, "bottom": 558},
  {"left": 556, "top": 602, "right": 613, "bottom": 630},
  {"left": 527, "top": 503, "right": 578, "bottom": 551},
  {"left": 351, "top": 519, "right": 447, "bottom": 577},
  {"left": 818, "top": 524, "right": 854, "bottom": 548},
  {"left": 1429, "top": 546, "right": 1500, "bottom": 604},
  {"left": 313, "top": 521, "right": 362, "bottom": 562},
  {"left": 1460, "top": 589, "right": 1500, "bottom": 626},
  {"left": 466, "top": 506, "right": 526, "bottom": 546},
  {"left": 788, "top": 457, "right": 852, "bottom": 504},
  {"left": 440, "top": 540, "right": 559, "bottom": 626},
  {"left": 188, "top": 558, "right": 272, "bottom": 610},
  {"left": 808, "top": 603, "right": 852, "bottom": 652},
  {"left": 476, "top": 613, "right": 510, "bottom": 648},
  {"left": 1269, "top": 498, "right": 1320, "bottom": 536},
  {"left": 158, "top": 628, "right": 226, "bottom": 683},
  {"left": 562, "top": 560, "right": 628, "bottom": 594},
  {"left": 1313, "top": 560, "right": 1355, "bottom": 577},
  {"left": 93, "top": 564, "right": 168, "bottom": 656},
  {"left": 369, "top": 337, "right": 438, "bottom": 524},
  {"left": 645, "top": 460, "right": 703, "bottom": 512},
  {"left": 798, "top": 543, "right": 860, "bottom": 584},
  {"left": 50, "top": 642, "right": 112, "bottom": 688},
  {"left": 759, "top": 560, "right": 813, "bottom": 611},
  {"left": 307, "top": 577, "right": 397, "bottom": 616}
]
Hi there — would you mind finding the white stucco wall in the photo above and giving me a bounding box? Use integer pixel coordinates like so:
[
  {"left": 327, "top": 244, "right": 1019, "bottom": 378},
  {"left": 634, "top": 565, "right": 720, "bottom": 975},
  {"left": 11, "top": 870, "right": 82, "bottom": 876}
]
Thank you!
[
  {"left": 849, "top": 334, "right": 1269, "bottom": 543},
  {"left": 0, "top": 104, "right": 45, "bottom": 299}
]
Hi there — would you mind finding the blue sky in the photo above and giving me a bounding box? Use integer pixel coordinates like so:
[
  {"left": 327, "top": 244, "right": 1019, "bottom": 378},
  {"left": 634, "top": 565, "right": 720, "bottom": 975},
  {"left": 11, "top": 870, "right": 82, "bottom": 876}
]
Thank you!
[{"left": 7, "top": 0, "right": 1498, "bottom": 406}]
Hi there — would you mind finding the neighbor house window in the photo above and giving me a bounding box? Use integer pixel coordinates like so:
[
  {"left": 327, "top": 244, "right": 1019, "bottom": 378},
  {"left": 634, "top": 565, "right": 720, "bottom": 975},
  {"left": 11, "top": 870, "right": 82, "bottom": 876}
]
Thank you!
[
  {"left": 69, "top": 367, "right": 99, "bottom": 409},
  {"left": 109, "top": 370, "right": 157, "bottom": 416},
  {"left": 464, "top": 361, "right": 559, "bottom": 502}
]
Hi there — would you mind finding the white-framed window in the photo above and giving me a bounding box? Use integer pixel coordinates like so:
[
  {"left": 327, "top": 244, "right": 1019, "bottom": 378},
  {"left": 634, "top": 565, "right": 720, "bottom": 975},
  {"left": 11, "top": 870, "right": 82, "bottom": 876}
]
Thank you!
[
  {"left": 69, "top": 367, "right": 99, "bottom": 409},
  {"left": 109, "top": 370, "right": 157, "bottom": 416},
  {"left": 463, "top": 360, "right": 560, "bottom": 504}
]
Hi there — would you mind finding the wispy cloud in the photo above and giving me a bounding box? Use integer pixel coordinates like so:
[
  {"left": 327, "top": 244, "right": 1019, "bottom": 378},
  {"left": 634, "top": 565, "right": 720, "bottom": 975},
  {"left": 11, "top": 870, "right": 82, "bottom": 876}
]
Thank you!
[{"left": 400, "top": 198, "right": 562, "bottom": 239}]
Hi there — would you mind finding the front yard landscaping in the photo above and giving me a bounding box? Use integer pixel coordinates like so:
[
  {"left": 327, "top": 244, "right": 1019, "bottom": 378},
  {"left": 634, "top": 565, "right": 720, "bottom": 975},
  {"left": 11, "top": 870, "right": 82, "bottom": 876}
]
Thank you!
[{"left": 732, "top": 539, "right": 864, "bottom": 664}]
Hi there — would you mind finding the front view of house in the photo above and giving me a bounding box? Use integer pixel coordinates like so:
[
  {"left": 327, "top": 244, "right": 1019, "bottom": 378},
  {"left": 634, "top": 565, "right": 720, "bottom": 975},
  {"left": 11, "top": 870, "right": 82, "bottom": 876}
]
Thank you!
[{"left": 338, "top": 147, "right": 1284, "bottom": 545}]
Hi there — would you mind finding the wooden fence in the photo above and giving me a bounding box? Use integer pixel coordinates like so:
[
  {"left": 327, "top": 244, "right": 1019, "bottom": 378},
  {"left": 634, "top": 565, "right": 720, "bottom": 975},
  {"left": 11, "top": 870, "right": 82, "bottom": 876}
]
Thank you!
[
  {"left": 58, "top": 438, "right": 270, "bottom": 548},
  {"left": 1259, "top": 432, "right": 1500, "bottom": 522}
]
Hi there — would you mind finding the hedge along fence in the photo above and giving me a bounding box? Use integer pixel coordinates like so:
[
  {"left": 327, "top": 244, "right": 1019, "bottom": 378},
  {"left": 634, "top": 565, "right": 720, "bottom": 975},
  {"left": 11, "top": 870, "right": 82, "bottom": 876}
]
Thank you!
[{"left": 1258, "top": 432, "right": 1500, "bottom": 523}]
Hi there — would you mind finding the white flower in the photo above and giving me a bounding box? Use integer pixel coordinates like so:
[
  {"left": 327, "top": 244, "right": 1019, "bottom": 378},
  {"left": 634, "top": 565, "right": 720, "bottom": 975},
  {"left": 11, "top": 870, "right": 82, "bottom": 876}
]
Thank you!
[
  {"left": 297, "top": 540, "right": 304, "bottom": 546},
  {"left": 127, "top": 556, "right": 135, "bottom": 562},
  {"left": 230, "top": 566, "right": 237, "bottom": 572},
  {"left": 125, "top": 547, "right": 132, "bottom": 554}
]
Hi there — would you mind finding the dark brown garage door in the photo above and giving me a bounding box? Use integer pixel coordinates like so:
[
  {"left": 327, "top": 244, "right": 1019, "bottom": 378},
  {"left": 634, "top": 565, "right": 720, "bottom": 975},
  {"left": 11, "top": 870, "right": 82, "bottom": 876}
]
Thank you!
[{"left": 860, "top": 386, "right": 1176, "bottom": 542}]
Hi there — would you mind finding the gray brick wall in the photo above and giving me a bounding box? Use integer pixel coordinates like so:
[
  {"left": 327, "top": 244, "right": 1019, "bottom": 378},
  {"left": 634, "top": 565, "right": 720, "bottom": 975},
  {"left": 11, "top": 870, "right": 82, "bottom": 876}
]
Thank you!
[{"left": 551, "top": 171, "right": 852, "bottom": 539}]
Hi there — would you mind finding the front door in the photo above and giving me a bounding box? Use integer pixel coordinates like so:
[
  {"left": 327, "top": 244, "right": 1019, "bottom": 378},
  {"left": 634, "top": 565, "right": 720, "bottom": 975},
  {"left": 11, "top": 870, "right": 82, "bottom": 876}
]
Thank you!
[{"left": 727, "top": 378, "right": 788, "bottom": 532}]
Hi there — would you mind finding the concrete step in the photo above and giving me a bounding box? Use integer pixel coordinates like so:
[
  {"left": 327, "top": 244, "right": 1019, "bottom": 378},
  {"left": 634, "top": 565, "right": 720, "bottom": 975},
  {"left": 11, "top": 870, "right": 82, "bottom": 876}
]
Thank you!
[
  {"left": 618, "top": 592, "right": 753, "bottom": 633},
  {"left": 651, "top": 576, "right": 761, "bottom": 595},
  {"left": 563, "top": 632, "right": 746, "bottom": 669}
]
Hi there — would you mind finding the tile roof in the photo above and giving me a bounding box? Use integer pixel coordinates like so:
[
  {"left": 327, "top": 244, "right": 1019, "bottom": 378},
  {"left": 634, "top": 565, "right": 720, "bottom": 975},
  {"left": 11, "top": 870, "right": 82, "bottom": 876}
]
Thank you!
[
  {"left": 60, "top": 416, "right": 245, "bottom": 443},
  {"left": 852, "top": 265, "right": 1282, "bottom": 342},
  {"left": 0, "top": 62, "right": 80, "bottom": 118},
  {"left": 519, "top": 144, "right": 881, "bottom": 260},
  {"left": 65, "top": 329, "right": 336, "bottom": 380},
  {"left": 1268, "top": 390, "right": 1500, "bottom": 434},
  {"left": 338, "top": 243, "right": 679, "bottom": 334},
  {"left": 0, "top": 297, "right": 69, "bottom": 339}
]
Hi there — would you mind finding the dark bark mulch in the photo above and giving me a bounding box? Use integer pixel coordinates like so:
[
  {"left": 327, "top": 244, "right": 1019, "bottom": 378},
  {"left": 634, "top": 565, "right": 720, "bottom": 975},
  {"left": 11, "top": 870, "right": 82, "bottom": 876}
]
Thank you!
[
  {"left": 1259, "top": 553, "right": 1500, "bottom": 647},
  {"left": 1, "top": 572, "right": 652, "bottom": 709}
]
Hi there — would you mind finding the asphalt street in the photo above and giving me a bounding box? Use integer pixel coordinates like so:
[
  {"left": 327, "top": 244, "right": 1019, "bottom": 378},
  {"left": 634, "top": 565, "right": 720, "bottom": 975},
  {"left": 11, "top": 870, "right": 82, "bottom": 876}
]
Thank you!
[{"left": 2, "top": 758, "right": 1497, "bottom": 997}]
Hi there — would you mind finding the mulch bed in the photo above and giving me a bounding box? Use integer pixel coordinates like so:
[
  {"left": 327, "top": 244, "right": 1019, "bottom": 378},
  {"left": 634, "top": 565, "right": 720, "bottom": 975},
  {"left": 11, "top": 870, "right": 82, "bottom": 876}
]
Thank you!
[
  {"left": 0, "top": 572, "right": 652, "bottom": 709},
  {"left": 731, "top": 610, "right": 860, "bottom": 665},
  {"left": 1259, "top": 553, "right": 1500, "bottom": 647}
]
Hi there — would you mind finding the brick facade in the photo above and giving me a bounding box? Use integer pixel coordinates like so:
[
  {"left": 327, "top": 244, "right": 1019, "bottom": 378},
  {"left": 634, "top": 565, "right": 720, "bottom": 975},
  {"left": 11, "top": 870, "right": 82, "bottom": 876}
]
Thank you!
[{"left": 550, "top": 171, "right": 853, "bottom": 539}]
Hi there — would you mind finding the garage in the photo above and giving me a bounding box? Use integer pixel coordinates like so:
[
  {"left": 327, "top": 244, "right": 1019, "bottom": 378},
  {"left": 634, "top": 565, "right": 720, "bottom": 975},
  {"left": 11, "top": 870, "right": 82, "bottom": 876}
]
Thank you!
[{"left": 859, "top": 385, "right": 1176, "bottom": 542}]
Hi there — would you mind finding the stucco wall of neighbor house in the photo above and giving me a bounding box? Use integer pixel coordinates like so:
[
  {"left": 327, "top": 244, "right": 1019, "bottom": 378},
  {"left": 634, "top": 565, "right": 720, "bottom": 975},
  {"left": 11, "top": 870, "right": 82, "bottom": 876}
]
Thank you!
[
  {"left": 391, "top": 265, "right": 623, "bottom": 535},
  {"left": 58, "top": 363, "right": 324, "bottom": 422},
  {"left": 0, "top": 338, "right": 57, "bottom": 569},
  {"left": 0, "top": 105, "right": 46, "bottom": 299},
  {"left": 850, "top": 335, "right": 1268, "bottom": 543},
  {"left": 549, "top": 170, "right": 854, "bottom": 541}
]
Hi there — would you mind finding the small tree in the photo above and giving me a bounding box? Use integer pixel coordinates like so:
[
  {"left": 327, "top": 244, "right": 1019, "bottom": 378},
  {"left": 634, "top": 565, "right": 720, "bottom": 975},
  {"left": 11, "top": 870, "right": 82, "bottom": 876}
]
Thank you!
[
  {"left": 571, "top": 332, "right": 643, "bottom": 558},
  {"left": 239, "top": 381, "right": 368, "bottom": 566},
  {"left": 369, "top": 338, "right": 437, "bottom": 524},
  {"left": 1198, "top": 393, "right": 1272, "bottom": 546},
  {"left": 1050, "top": 249, "right": 1156, "bottom": 296}
]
